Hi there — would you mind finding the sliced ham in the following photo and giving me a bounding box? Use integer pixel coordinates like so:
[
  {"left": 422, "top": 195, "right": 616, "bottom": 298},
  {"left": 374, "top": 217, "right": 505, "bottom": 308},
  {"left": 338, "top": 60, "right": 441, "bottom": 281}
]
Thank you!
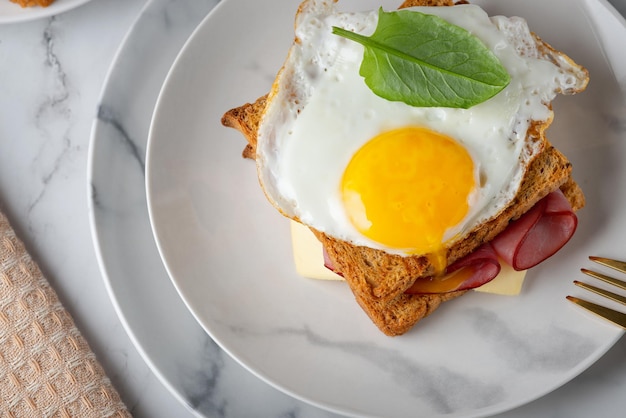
[
  {"left": 322, "top": 188, "right": 576, "bottom": 294},
  {"left": 323, "top": 247, "right": 342, "bottom": 277},
  {"left": 324, "top": 243, "right": 500, "bottom": 294},
  {"left": 491, "top": 189, "right": 577, "bottom": 270},
  {"left": 404, "top": 243, "right": 501, "bottom": 294}
]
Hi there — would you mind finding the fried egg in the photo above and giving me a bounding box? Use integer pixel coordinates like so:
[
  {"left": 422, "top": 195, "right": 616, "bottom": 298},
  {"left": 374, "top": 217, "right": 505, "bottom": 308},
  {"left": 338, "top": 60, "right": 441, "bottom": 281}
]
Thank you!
[{"left": 255, "top": 0, "right": 585, "bottom": 271}]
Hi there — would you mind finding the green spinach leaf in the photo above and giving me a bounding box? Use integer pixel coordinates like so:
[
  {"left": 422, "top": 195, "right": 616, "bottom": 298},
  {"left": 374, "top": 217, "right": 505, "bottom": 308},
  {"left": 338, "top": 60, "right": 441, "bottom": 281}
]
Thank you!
[{"left": 332, "top": 8, "right": 510, "bottom": 108}]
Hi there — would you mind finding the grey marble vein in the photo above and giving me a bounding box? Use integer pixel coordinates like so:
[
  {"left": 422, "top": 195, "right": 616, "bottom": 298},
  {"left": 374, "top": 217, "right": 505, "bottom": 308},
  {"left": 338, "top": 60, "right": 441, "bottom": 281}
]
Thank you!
[
  {"left": 38, "top": 17, "right": 70, "bottom": 121},
  {"left": 28, "top": 16, "right": 77, "bottom": 219},
  {"left": 232, "top": 325, "right": 505, "bottom": 414},
  {"left": 97, "top": 104, "right": 146, "bottom": 172},
  {"left": 27, "top": 135, "right": 72, "bottom": 216},
  {"left": 467, "top": 307, "right": 597, "bottom": 372},
  {"left": 180, "top": 335, "right": 227, "bottom": 417}
]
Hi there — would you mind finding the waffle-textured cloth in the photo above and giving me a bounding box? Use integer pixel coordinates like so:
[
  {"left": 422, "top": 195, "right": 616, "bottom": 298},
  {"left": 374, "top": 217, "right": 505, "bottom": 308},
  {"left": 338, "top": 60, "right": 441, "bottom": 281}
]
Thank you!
[{"left": 0, "top": 211, "right": 130, "bottom": 417}]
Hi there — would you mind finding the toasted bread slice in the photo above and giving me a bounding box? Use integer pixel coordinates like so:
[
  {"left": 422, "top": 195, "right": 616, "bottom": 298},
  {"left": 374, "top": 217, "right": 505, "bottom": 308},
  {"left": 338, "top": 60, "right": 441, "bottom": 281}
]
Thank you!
[
  {"left": 222, "top": 0, "right": 588, "bottom": 336},
  {"left": 10, "top": 0, "right": 54, "bottom": 7}
]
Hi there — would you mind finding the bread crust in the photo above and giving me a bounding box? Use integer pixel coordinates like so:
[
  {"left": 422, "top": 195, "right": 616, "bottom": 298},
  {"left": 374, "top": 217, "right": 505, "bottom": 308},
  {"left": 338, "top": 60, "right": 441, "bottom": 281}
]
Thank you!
[
  {"left": 9, "top": 0, "right": 54, "bottom": 7},
  {"left": 221, "top": 0, "right": 588, "bottom": 336}
]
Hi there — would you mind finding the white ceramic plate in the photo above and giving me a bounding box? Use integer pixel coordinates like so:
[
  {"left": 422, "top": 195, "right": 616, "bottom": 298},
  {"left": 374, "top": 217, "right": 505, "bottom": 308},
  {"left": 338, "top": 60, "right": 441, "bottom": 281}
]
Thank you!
[
  {"left": 147, "top": 0, "right": 626, "bottom": 417},
  {"left": 0, "top": 0, "right": 92, "bottom": 24},
  {"left": 146, "top": 0, "right": 626, "bottom": 417}
]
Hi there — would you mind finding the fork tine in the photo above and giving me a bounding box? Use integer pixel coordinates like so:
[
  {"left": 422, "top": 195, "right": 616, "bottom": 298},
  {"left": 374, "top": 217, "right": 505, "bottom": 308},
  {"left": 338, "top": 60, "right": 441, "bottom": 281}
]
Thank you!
[
  {"left": 566, "top": 295, "right": 626, "bottom": 329},
  {"left": 589, "top": 256, "right": 626, "bottom": 275},
  {"left": 574, "top": 280, "right": 626, "bottom": 305},
  {"left": 581, "top": 268, "right": 626, "bottom": 291}
]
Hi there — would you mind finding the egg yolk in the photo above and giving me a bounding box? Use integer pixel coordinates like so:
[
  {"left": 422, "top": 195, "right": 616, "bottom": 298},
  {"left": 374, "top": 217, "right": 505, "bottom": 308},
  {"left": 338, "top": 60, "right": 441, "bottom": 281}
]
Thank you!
[{"left": 341, "top": 127, "right": 475, "bottom": 273}]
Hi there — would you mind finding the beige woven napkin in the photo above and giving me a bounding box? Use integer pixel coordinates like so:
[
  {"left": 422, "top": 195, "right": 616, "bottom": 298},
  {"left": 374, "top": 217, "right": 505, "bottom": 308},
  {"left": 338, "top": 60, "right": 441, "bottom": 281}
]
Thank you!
[{"left": 0, "top": 210, "right": 130, "bottom": 417}]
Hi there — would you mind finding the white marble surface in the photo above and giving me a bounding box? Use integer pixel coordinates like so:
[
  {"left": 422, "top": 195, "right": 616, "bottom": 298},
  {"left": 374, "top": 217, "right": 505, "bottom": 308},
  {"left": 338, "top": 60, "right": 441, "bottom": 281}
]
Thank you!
[{"left": 1, "top": 0, "right": 626, "bottom": 417}]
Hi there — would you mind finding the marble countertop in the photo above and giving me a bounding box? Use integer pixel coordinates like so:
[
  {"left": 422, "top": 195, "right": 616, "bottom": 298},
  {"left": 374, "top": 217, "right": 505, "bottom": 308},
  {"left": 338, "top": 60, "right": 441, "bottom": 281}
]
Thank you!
[{"left": 1, "top": 0, "right": 626, "bottom": 417}]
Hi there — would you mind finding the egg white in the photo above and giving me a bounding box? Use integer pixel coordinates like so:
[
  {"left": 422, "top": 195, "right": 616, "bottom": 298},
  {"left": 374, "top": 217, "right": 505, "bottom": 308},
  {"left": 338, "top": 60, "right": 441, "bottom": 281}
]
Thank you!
[{"left": 256, "top": 0, "right": 584, "bottom": 255}]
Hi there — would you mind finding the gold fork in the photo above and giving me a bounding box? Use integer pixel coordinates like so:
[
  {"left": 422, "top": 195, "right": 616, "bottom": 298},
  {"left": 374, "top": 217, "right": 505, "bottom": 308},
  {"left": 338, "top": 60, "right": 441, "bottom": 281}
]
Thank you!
[{"left": 566, "top": 257, "right": 626, "bottom": 329}]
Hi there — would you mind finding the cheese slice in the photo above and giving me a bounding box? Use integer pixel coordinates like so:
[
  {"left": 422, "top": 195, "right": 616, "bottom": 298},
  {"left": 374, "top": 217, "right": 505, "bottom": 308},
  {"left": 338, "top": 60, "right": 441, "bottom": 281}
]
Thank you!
[
  {"left": 290, "top": 220, "right": 526, "bottom": 295},
  {"left": 291, "top": 221, "right": 343, "bottom": 280},
  {"left": 474, "top": 257, "right": 526, "bottom": 295}
]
